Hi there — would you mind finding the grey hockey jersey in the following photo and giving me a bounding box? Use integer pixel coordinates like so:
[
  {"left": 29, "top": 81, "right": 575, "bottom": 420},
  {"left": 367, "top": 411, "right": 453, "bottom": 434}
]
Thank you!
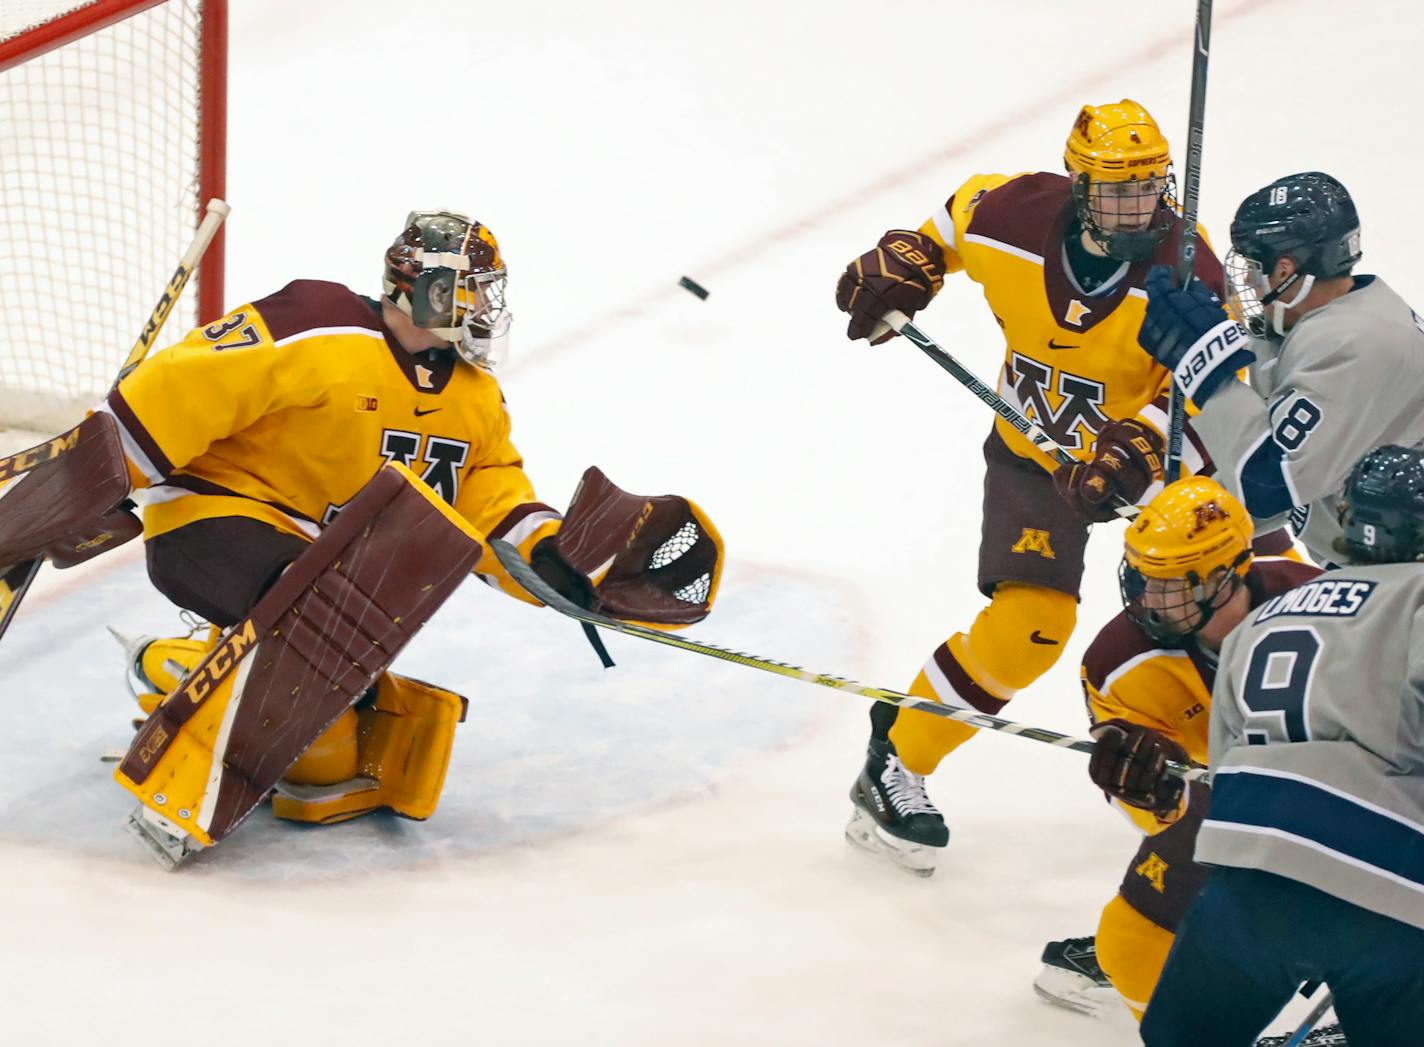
[
  {"left": 1192, "top": 277, "right": 1424, "bottom": 565},
  {"left": 1199, "top": 564, "right": 1424, "bottom": 931}
]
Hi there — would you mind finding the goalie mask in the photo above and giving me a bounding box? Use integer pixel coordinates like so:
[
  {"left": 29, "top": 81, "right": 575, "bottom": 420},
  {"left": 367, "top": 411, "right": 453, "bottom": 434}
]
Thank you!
[
  {"left": 383, "top": 210, "right": 512, "bottom": 369},
  {"left": 1063, "top": 99, "right": 1177, "bottom": 263},
  {"left": 1119, "top": 477, "right": 1253, "bottom": 644}
]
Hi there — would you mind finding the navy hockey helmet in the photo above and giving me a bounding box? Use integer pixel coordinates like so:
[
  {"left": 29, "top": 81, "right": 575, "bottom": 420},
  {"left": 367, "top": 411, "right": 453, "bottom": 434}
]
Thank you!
[
  {"left": 1225, "top": 172, "right": 1362, "bottom": 337},
  {"left": 1338, "top": 443, "right": 1424, "bottom": 563}
]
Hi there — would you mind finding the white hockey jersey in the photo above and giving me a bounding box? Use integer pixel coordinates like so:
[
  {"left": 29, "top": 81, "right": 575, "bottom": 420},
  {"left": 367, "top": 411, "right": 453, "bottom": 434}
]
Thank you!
[
  {"left": 1191, "top": 276, "right": 1424, "bottom": 565},
  {"left": 1200, "top": 565, "right": 1424, "bottom": 931}
]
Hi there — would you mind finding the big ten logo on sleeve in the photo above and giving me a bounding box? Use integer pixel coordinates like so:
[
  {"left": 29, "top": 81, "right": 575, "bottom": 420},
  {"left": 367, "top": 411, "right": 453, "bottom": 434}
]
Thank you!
[
  {"left": 202, "top": 312, "right": 262, "bottom": 351},
  {"left": 1008, "top": 354, "right": 1109, "bottom": 451}
]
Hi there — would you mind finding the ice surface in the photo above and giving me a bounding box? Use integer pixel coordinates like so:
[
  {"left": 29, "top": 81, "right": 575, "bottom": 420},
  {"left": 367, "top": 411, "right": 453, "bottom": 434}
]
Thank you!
[{"left": 2, "top": 0, "right": 1410, "bottom": 1041}]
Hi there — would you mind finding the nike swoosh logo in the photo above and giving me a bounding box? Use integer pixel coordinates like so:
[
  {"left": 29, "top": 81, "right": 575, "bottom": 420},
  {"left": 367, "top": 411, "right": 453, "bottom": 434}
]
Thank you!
[
  {"left": 1029, "top": 631, "right": 1059, "bottom": 645},
  {"left": 1047, "top": 339, "right": 1079, "bottom": 350},
  {"left": 413, "top": 407, "right": 441, "bottom": 417}
]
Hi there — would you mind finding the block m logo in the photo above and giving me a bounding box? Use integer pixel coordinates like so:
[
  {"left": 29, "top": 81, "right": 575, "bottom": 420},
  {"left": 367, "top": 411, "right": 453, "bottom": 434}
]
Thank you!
[{"left": 1008, "top": 354, "right": 1109, "bottom": 452}]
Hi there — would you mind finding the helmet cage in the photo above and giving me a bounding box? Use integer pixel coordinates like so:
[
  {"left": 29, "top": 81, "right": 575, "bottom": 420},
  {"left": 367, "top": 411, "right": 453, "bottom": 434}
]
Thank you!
[
  {"left": 1118, "top": 553, "right": 1248, "bottom": 644},
  {"left": 384, "top": 210, "right": 513, "bottom": 369},
  {"left": 1070, "top": 170, "right": 1178, "bottom": 262},
  {"left": 1224, "top": 248, "right": 1314, "bottom": 338}
]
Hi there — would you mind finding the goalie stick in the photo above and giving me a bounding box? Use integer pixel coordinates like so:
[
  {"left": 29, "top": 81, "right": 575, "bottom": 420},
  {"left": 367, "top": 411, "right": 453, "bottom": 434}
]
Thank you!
[
  {"left": 0, "top": 199, "right": 231, "bottom": 642},
  {"left": 490, "top": 539, "right": 1205, "bottom": 782}
]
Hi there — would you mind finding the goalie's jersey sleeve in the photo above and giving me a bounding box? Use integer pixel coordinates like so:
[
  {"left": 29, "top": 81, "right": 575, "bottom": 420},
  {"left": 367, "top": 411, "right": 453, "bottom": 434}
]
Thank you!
[
  {"left": 1080, "top": 557, "right": 1319, "bottom": 834},
  {"left": 1190, "top": 276, "right": 1424, "bottom": 565},
  {"left": 918, "top": 172, "right": 1224, "bottom": 474},
  {"left": 1204, "top": 564, "right": 1424, "bottom": 933},
  {"left": 99, "top": 280, "right": 560, "bottom": 600}
]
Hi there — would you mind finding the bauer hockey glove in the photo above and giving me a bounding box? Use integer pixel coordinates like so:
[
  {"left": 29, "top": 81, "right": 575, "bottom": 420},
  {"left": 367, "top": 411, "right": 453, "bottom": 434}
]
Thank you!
[
  {"left": 835, "top": 230, "right": 946, "bottom": 344},
  {"left": 1053, "top": 419, "right": 1164, "bottom": 522},
  {"left": 1138, "top": 265, "right": 1255, "bottom": 409},
  {"left": 1088, "top": 718, "right": 1187, "bottom": 818}
]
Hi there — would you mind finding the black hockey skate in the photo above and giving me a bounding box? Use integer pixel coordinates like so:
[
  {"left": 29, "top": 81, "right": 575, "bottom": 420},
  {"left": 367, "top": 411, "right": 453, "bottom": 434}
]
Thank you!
[
  {"left": 844, "top": 738, "right": 948, "bottom": 877},
  {"left": 1255, "top": 1023, "right": 1346, "bottom": 1046},
  {"left": 1033, "top": 936, "right": 1117, "bottom": 1018}
]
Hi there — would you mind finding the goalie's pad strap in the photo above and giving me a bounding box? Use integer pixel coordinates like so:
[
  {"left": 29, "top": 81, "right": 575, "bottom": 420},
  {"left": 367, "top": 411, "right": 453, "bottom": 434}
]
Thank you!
[
  {"left": 0, "top": 412, "right": 132, "bottom": 566},
  {"left": 116, "top": 463, "right": 483, "bottom": 844}
]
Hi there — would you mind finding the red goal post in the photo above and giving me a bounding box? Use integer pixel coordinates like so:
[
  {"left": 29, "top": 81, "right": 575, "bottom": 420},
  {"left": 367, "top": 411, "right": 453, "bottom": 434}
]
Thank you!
[{"left": 0, "top": 0, "right": 227, "bottom": 432}]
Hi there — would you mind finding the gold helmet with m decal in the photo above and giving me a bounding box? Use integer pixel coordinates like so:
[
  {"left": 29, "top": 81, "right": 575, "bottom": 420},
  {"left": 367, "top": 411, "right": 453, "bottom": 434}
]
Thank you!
[
  {"left": 1064, "top": 99, "right": 1176, "bottom": 262},
  {"left": 1119, "top": 476, "right": 1253, "bottom": 643}
]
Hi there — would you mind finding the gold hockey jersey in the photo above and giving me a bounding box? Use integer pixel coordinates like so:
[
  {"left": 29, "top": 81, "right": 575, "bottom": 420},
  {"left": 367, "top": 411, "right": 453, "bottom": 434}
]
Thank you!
[
  {"left": 1080, "top": 558, "right": 1320, "bottom": 833},
  {"left": 918, "top": 172, "right": 1225, "bottom": 473},
  {"left": 101, "top": 280, "right": 560, "bottom": 599}
]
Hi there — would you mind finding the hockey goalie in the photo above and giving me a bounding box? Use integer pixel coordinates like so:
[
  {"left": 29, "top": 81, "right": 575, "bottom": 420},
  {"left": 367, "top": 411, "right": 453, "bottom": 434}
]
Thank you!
[{"left": 0, "top": 210, "right": 722, "bottom": 867}]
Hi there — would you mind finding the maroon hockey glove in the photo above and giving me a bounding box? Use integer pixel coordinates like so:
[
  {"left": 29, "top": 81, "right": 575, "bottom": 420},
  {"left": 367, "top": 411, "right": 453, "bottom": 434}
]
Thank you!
[
  {"left": 1053, "top": 418, "right": 1164, "bottom": 523},
  {"left": 835, "top": 230, "right": 946, "bottom": 344},
  {"left": 1088, "top": 718, "right": 1188, "bottom": 816}
]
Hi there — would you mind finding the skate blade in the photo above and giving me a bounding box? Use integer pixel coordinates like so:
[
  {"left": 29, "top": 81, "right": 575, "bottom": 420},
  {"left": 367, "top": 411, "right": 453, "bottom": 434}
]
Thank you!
[
  {"left": 844, "top": 807, "right": 939, "bottom": 878},
  {"left": 1032, "top": 966, "right": 1117, "bottom": 1018},
  {"left": 125, "top": 807, "right": 200, "bottom": 871}
]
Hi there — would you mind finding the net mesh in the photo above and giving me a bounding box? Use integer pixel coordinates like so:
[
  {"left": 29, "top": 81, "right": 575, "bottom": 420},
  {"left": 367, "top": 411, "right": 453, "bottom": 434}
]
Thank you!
[
  {"left": 650, "top": 521, "right": 699, "bottom": 570},
  {"left": 0, "top": 1, "right": 208, "bottom": 431},
  {"left": 649, "top": 520, "right": 711, "bottom": 606}
]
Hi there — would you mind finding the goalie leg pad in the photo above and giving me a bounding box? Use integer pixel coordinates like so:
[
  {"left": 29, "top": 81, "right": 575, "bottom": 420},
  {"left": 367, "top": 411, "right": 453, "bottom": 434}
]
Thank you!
[
  {"left": 0, "top": 412, "right": 137, "bottom": 567},
  {"left": 114, "top": 463, "right": 484, "bottom": 850},
  {"left": 124, "top": 628, "right": 221, "bottom": 715},
  {"left": 271, "top": 672, "right": 467, "bottom": 825}
]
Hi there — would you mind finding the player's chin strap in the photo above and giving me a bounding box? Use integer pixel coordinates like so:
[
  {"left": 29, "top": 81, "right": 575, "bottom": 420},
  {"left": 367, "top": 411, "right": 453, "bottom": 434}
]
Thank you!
[{"left": 1262, "top": 272, "right": 1314, "bottom": 337}]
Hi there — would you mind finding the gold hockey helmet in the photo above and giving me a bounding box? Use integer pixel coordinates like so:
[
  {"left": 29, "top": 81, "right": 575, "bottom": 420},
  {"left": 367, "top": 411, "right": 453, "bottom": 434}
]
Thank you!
[
  {"left": 1119, "top": 476, "right": 1254, "bottom": 643},
  {"left": 1064, "top": 99, "right": 1176, "bottom": 262}
]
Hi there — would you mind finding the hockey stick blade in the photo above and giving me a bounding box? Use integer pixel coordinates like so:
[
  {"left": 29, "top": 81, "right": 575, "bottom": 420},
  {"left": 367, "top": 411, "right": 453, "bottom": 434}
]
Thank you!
[{"left": 491, "top": 540, "right": 1204, "bottom": 781}]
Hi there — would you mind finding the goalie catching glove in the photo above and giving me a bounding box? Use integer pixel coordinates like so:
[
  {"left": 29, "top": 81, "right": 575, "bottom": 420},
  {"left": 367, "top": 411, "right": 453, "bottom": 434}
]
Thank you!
[{"left": 531, "top": 466, "right": 723, "bottom": 627}]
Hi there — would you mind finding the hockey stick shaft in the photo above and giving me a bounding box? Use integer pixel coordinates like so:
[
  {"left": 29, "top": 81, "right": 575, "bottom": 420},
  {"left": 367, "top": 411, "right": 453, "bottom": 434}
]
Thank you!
[
  {"left": 490, "top": 540, "right": 1206, "bottom": 782},
  {"left": 114, "top": 198, "right": 232, "bottom": 388},
  {"left": 1282, "top": 991, "right": 1334, "bottom": 1047},
  {"left": 0, "top": 199, "right": 231, "bottom": 483},
  {"left": 0, "top": 199, "right": 231, "bottom": 641},
  {"left": 882, "top": 310, "right": 1139, "bottom": 519},
  {"left": 1165, "top": 0, "right": 1214, "bottom": 484}
]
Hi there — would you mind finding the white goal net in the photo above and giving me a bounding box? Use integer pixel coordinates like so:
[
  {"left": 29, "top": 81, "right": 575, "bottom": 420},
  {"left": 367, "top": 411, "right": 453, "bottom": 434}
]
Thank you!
[{"left": 0, "top": 0, "right": 225, "bottom": 433}]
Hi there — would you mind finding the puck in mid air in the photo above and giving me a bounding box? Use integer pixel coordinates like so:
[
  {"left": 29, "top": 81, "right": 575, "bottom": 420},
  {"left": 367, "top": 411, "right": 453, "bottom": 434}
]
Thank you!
[{"left": 679, "top": 276, "right": 709, "bottom": 300}]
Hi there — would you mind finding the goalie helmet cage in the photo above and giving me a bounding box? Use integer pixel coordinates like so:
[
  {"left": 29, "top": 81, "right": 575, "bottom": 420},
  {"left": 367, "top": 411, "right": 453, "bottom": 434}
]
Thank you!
[{"left": 0, "top": 0, "right": 227, "bottom": 433}]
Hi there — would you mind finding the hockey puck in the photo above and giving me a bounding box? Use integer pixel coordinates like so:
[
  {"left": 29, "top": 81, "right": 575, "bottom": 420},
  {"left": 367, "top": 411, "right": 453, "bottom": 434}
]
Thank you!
[{"left": 679, "top": 275, "right": 709, "bottom": 300}]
